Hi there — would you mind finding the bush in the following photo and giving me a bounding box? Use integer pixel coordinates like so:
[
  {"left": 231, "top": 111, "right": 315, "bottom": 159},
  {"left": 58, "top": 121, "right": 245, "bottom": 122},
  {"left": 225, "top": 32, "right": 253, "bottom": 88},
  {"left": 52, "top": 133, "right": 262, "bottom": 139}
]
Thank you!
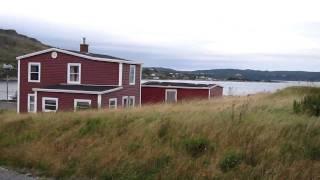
[
  {"left": 219, "top": 151, "right": 243, "bottom": 172},
  {"left": 183, "top": 137, "right": 210, "bottom": 157},
  {"left": 293, "top": 94, "right": 320, "bottom": 116}
]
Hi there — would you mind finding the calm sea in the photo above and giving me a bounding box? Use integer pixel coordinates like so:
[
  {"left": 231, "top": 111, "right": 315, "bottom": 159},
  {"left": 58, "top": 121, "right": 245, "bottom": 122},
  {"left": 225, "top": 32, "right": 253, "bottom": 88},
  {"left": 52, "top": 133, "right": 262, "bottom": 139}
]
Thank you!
[{"left": 1, "top": 80, "right": 320, "bottom": 100}]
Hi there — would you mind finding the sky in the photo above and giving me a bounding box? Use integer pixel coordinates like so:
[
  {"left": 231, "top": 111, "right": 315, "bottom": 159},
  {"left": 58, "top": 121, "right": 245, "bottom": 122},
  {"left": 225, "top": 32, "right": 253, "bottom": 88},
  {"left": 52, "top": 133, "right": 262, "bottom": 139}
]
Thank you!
[{"left": 1, "top": 0, "right": 320, "bottom": 71}]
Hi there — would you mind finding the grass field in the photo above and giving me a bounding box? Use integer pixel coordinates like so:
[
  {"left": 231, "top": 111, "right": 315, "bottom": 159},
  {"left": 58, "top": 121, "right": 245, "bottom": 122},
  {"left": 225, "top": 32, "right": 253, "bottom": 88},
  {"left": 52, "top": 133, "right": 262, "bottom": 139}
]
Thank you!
[{"left": 0, "top": 87, "right": 319, "bottom": 179}]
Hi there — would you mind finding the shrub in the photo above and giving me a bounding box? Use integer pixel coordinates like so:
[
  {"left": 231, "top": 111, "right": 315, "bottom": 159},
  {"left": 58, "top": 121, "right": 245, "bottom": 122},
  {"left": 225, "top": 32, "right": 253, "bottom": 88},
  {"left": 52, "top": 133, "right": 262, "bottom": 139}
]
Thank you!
[
  {"left": 293, "top": 94, "right": 320, "bottom": 116},
  {"left": 219, "top": 150, "right": 243, "bottom": 172},
  {"left": 183, "top": 137, "right": 210, "bottom": 157}
]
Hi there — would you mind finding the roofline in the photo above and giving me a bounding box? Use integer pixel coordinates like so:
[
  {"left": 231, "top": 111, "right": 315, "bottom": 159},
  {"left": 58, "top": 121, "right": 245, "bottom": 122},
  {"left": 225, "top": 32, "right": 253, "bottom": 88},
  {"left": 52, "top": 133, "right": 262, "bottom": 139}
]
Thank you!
[
  {"left": 141, "top": 84, "right": 221, "bottom": 89},
  {"left": 16, "top": 48, "right": 143, "bottom": 65},
  {"left": 32, "top": 86, "right": 123, "bottom": 95}
]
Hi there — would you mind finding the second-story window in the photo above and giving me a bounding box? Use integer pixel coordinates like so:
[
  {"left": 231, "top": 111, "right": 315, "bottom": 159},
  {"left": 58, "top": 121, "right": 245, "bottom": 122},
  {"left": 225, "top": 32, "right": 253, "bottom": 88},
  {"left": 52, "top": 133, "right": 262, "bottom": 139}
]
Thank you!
[
  {"left": 28, "top": 62, "right": 40, "bottom": 82},
  {"left": 67, "top": 63, "right": 81, "bottom": 84},
  {"left": 129, "top": 65, "right": 136, "bottom": 85}
]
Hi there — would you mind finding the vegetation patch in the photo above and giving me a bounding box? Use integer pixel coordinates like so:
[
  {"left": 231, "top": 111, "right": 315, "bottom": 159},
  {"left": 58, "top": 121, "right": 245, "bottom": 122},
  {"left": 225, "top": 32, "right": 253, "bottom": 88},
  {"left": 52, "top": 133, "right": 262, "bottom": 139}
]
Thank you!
[
  {"left": 182, "top": 137, "right": 212, "bottom": 157},
  {"left": 79, "top": 117, "right": 105, "bottom": 136},
  {"left": 293, "top": 94, "right": 320, "bottom": 116},
  {"left": 0, "top": 87, "right": 319, "bottom": 179},
  {"left": 219, "top": 150, "right": 243, "bottom": 172}
]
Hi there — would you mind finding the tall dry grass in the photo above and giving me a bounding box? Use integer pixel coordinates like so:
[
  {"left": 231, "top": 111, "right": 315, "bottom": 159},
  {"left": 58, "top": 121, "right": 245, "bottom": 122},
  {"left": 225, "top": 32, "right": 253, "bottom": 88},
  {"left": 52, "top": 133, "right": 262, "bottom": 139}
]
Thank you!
[{"left": 0, "top": 87, "right": 319, "bottom": 179}]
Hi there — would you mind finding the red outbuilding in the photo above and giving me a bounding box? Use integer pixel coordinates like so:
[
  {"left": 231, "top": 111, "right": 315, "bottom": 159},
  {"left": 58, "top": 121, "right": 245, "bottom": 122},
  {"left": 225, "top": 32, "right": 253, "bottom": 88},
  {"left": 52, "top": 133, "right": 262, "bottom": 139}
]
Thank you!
[
  {"left": 17, "top": 39, "right": 142, "bottom": 113},
  {"left": 141, "top": 81, "right": 223, "bottom": 104}
]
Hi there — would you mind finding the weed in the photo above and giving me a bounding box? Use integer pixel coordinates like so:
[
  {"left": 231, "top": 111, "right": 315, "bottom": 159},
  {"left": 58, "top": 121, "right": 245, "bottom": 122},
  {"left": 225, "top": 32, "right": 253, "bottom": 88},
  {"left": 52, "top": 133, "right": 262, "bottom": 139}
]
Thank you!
[
  {"left": 219, "top": 150, "right": 243, "bottom": 172},
  {"left": 182, "top": 137, "right": 211, "bottom": 157}
]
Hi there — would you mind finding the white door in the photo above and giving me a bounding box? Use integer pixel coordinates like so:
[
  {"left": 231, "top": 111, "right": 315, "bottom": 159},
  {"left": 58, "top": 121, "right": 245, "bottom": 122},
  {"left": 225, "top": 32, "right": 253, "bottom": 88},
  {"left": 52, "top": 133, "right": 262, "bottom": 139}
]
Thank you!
[{"left": 165, "top": 89, "right": 177, "bottom": 103}]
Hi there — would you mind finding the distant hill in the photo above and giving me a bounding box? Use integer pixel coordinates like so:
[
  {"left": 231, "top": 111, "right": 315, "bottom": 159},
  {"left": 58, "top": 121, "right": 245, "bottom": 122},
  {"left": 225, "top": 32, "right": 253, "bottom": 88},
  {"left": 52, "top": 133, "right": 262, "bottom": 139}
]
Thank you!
[
  {"left": 143, "top": 67, "right": 320, "bottom": 81},
  {"left": 0, "top": 29, "right": 48, "bottom": 78}
]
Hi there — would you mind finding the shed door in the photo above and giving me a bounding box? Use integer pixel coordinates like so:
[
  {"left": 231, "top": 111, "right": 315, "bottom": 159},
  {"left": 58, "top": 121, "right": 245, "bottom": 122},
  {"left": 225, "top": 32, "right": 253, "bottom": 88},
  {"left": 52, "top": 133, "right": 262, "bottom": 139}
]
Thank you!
[{"left": 165, "top": 89, "right": 177, "bottom": 103}]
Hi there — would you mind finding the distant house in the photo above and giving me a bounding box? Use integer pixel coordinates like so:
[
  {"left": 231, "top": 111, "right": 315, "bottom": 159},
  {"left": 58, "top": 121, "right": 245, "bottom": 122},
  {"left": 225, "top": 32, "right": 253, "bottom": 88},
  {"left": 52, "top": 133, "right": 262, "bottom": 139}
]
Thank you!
[
  {"left": 141, "top": 81, "right": 223, "bottom": 104},
  {"left": 17, "top": 39, "right": 142, "bottom": 113}
]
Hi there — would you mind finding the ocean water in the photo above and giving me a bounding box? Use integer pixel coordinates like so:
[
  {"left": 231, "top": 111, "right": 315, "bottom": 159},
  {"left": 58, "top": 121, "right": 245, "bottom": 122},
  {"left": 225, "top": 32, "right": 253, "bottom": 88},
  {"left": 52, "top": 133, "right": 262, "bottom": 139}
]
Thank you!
[
  {"left": 142, "top": 80, "right": 320, "bottom": 96},
  {"left": 1, "top": 80, "right": 320, "bottom": 100}
]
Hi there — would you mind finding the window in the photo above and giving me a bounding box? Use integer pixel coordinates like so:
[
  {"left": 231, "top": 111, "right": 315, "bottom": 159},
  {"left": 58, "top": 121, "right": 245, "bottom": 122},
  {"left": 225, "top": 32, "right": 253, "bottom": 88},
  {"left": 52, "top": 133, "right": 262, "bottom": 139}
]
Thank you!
[
  {"left": 28, "top": 94, "right": 35, "bottom": 112},
  {"left": 28, "top": 62, "right": 40, "bottom": 82},
  {"left": 122, "top": 96, "right": 129, "bottom": 108},
  {"left": 129, "top": 96, "right": 135, "bottom": 107},
  {"left": 129, "top": 65, "right": 136, "bottom": 85},
  {"left": 67, "top": 63, "right": 81, "bottom": 84},
  {"left": 109, "top": 98, "right": 117, "bottom": 109},
  {"left": 42, "top": 97, "right": 58, "bottom": 112},
  {"left": 165, "top": 89, "right": 177, "bottom": 103},
  {"left": 74, "top": 99, "right": 91, "bottom": 111}
]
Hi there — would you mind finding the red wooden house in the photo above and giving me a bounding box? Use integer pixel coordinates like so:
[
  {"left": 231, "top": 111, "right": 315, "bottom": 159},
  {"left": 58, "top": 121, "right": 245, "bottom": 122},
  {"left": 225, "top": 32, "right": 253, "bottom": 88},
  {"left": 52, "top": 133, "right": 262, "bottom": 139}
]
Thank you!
[
  {"left": 17, "top": 40, "right": 142, "bottom": 113},
  {"left": 141, "top": 81, "right": 223, "bottom": 104}
]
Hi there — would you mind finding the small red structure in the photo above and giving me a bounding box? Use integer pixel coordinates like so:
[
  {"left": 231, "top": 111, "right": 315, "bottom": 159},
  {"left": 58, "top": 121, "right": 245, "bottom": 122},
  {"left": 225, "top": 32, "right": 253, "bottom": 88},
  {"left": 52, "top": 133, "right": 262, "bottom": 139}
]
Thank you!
[
  {"left": 17, "top": 39, "right": 142, "bottom": 113},
  {"left": 141, "top": 81, "right": 223, "bottom": 104}
]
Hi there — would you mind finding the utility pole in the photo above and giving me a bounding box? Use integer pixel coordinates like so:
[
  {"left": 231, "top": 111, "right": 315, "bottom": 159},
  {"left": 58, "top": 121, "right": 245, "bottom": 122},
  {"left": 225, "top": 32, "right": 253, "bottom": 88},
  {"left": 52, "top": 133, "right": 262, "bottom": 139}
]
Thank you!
[{"left": 2, "top": 64, "right": 13, "bottom": 101}]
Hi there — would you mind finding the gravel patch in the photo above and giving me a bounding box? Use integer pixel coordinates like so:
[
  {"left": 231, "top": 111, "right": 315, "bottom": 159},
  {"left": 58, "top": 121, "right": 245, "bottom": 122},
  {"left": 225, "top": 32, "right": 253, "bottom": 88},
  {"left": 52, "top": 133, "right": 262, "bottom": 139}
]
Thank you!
[{"left": 0, "top": 167, "right": 36, "bottom": 180}]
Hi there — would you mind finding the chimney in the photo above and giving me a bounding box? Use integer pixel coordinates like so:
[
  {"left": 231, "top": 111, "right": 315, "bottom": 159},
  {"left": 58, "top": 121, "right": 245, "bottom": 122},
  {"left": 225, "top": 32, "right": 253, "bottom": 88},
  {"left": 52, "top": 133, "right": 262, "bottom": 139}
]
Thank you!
[{"left": 80, "top": 37, "right": 89, "bottom": 53}]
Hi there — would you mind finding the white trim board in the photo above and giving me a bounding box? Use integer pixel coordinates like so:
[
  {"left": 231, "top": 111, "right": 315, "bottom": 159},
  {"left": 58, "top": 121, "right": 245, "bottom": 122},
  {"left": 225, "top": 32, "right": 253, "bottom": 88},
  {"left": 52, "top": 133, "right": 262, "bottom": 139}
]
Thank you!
[
  {"left": 32, "top": 86, "right": 123, "bottom": 95},
  {"left": 17, "top": 60, "right": 20, "bottom": 113},
  {"left": 16, "top": 48, "right": 143, "bottom": 65}
]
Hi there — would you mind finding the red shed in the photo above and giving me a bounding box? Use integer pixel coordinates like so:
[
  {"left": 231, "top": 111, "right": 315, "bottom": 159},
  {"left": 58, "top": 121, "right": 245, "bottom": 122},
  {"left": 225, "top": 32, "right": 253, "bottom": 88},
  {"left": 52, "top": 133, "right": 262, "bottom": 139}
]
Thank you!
[{"left": 141, "top": 81, "right": 223, "bottom": 104}]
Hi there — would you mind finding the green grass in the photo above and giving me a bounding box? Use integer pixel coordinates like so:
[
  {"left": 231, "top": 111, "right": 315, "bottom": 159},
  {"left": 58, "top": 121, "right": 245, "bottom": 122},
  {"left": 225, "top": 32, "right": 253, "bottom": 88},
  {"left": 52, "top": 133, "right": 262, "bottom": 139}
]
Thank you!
[{"left": 0, "top": 87, "right": 319, "bottom": 179}]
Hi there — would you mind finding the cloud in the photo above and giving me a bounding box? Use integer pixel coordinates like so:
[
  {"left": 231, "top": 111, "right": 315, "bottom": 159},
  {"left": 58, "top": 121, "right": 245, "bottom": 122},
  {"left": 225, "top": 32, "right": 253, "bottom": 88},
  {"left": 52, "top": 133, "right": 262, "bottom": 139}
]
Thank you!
[{"left": 1, "top": 0, "right": 320, "bottom": 71}]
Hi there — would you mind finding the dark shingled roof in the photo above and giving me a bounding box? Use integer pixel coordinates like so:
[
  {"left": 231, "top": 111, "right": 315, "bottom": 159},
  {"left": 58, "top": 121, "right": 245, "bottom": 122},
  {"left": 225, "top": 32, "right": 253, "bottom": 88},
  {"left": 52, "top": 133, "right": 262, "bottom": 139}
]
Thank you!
[
  {"left": 67, "top": 49, "right": 130, "bottom": 61},
  {"left": 43, "top": 84, "right": 120, "bottom": 92},
  {"left": 143, "top": 81, "right": 218, "bottom": 88}
]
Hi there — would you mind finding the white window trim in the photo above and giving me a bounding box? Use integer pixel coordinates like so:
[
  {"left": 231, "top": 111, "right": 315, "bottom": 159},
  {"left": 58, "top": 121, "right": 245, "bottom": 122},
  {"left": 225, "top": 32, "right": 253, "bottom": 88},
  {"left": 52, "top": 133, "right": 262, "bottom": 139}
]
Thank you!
[
  {"left": 27, "top": 94, "right": 36, "bottom": 113},
  {"left": 129, "top": 65, "right": 136, "bottom": 85},
  {"left": 129, "top": 96, "right": 135, "bottom": 107},
  {"left": 42, "top": 97, "right": 58, "bottom": 112},
  {"left": 122, "top": 96, "right": 129, "bottom": 107},
  {"left": 28, "top": 62, "right": 41, "bottom": 83},
  {"left": 109, "top": 98, "right": 118, "bottom": 109},
  {"left": 67, "top": 63, "right": 81, "bottom": 84},
  {"left": 165, "top": 89, "right": 177, "bottom": 103},
  {"left": 74, "top": 99, "right": 91, "bottom": 111}
]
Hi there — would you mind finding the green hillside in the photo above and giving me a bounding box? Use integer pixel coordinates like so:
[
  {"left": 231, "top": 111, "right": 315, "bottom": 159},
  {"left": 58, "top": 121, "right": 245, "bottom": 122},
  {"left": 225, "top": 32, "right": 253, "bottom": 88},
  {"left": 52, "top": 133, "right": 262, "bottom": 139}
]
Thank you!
[
  {"left": 0, "top": 29, "right": 48, "bottom": 77},
  {"left": 0, "top": 87, "right": 319, "bottom": 179}
]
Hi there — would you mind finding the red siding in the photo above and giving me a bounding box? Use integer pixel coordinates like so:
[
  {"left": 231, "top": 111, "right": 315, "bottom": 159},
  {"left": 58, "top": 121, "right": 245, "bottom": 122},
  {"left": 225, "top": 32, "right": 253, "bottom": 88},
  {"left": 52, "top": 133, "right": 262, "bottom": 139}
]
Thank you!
[
  {"left": 210, "top": 86, "right": 223, "bottom": 98},
  {"left": 102, "top": 64, "right": 141, "bottom": 107},
  {"left": 141, "top": 87, "right": 165, "bottom": 104},
  {"left": 19, "top": 51, "right": 141, "bottom": 112},
  {"left": 142, "top": 87, "right": 210, "bottom": 104},
  {"left": 37, "top": 92, "right": 97, "bottom": 112}
]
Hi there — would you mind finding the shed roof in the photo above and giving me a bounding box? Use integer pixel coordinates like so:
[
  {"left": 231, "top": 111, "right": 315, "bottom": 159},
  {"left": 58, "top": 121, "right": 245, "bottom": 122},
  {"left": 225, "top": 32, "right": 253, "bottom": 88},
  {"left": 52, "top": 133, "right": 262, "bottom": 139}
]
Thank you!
[
  {"left": 68, "top": 50, "right": 129, "bottom": 61},
  {"left": 142, "top": 81, "right": 221, "bottom": 89}
]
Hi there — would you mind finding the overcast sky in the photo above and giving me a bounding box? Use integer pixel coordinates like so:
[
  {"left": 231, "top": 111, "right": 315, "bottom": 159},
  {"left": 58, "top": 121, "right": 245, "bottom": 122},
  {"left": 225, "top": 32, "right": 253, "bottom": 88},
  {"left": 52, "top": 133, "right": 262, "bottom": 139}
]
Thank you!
[{"left": 1, "top": 0, "right": 320, "bottom": 71}]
